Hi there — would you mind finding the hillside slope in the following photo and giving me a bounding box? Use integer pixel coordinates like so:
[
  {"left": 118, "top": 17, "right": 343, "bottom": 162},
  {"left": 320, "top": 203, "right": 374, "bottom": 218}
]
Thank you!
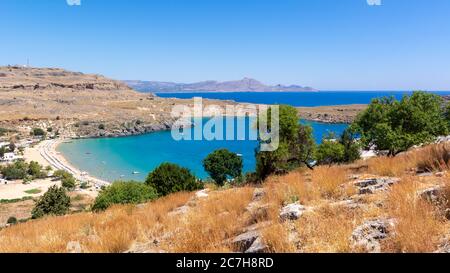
[
  {"left": 0, "top": 66, "right": 252, "bottom": 138},
  {"left": 125, "top": 78, "right": 316, "bottom": 93},
  {"left": 1, "top": 143, "right": 449, "bottom": 253}
]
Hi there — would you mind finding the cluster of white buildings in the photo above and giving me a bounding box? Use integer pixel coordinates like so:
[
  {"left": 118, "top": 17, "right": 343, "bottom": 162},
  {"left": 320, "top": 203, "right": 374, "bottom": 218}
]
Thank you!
[{"left": 0, "top": 141, "right": 25, "bottom": 162}]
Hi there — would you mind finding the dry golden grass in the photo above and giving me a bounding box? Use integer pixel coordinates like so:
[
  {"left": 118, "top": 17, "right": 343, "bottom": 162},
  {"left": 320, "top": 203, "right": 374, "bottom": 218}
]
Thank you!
[
  {"left": 264, "top": 171, "right": 320, "bottom": 208},
  {"left": 415, "top": 143, "right": 450, "bottom": 172},
  {"left": 383, "top": 177, "right": 445, "bottom": 253},
  {"left": 0, "top": 192, "right": 192, "bottom": 253},
  {"left": 311, "top": 166, "right": 353, "bottom": 200},
  {"left": 366, "top": 143, "right": 450, "bottom": 177},
  {"left": 262, "top": 223, "right": 298, "bottom": 253},
  {"left": 163, "top": 187, "right": 254, "bottom": 253},
  {"left": 295, "top": 206, "right": 363, "bottom": 253},
  {"left": 2, "top": 144, "right": 450, "bottom": 253},
  {"left": 367, "top": 156, "right": 411, "bottom": 177}
]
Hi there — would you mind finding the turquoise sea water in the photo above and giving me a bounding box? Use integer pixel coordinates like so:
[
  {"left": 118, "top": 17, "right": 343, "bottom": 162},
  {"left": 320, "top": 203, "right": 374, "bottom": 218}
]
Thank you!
[
  {"left": 58, "top": 118, "right": 348, "bottom": 182},
  {"left": 59, "top": 91, "right": 450, "bottom": 182}
]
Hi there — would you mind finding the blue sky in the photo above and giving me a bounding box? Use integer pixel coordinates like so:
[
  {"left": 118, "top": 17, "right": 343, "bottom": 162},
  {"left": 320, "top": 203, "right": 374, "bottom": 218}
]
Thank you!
[{"left": 1, "top": 0, "right": 450, "bottom": 90}]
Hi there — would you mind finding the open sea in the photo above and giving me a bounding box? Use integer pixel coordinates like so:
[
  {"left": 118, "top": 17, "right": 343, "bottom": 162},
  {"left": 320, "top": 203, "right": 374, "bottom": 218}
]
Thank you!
[{"left": 59, "top": 91, "right": 450, "bottom": 182}]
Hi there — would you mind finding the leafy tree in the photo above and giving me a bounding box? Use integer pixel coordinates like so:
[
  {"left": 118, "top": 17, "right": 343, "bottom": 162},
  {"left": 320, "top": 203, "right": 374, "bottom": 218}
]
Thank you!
[
  {"left": 255, "top": 105, "right": 316, "bottom": 181},
  {"left": 353, "top": 91, "right": 449, "bottom": 156},
  {"left": 53, "top": 170, "right": 76, "bottom": 190},
  {"left": 54, "top": 170, "right": 71, "bottom": 179},
  {"left": 203, "top": 149, "right": 243, "bottom": 186},
  {"left": 1, "top": 160, "right": 29, "bottom": 180},
  {"left": 316, "top": 130, "right": 361, "bottom": 165},
  {"left": 316, "top": 139, "right": 345, "bottom": 165},
  {"left": 28, "top": 161, "right": 47, "bottom": 179},
  {"left": 341, "top": 128, "right": 361, "bottom": 163},
  {"left": 61, "top": 176, "right": 76, "bottom": 190},
  {"left": 31, "top": 186, "right": 71, "bottom": 219},
  {"left": 92, "top": 181, "right": 158, "bottom": 211},
  {"left": 145, "top": 163, "right": 203, "bottom": 196}
]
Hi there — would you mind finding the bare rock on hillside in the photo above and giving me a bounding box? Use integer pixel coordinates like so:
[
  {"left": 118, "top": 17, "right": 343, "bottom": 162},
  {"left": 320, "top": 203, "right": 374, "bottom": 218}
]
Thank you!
[
  {"left": 354, "top": 177, "right": 400, "bottom": 195},
  {"left": 279, "top": 202, "right": 311, "bottom": 221},
  {"left": 418, "top": 186, "right": 444, "bottom": 204},
  {"left": 351, "top": 219, "right": 396, "bottom": 253},
  {"left": 330, "top": 199, "right": 366, "bottom": 210},
  {"left": 435, "top": 241, "right": 450, "bottom": 253},
  {"left": 66, "top": 241, "right": 82, "bottom": 253},
  {"left": 252, "top": 188, "right": 265, "bottom": 202},
  {"left": 168, "top": 205, "right": 190, "bottom": 216},
  {"left": 195, "top": 189, "right": 209, "bottom": 199},
  {"left": 232, "top": 230, "right": 261, "bottom": 252},
  {"left": 245, "top": 237, "right": 268, "bottom": 253},
  {"left": 246, "top": 202, "right": 271, "bottom": 223},
  {"left": 125, "top": 241, "right": 166, "bottom": 253}
]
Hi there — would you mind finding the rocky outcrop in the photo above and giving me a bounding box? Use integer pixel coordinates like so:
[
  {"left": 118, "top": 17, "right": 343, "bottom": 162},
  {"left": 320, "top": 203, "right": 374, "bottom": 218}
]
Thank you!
[
  {"left": 354, "top": 177, "right": 401, "bottom": 195},
  {"left": 66, "top": 241, "right": 82, "bottom": 253},
  {"left": 0, "top": 66, "right": 131, "bottom": 92},
  {"left": 418, "top": 186, "right": 444, "bottom": 204},
  {"left": 279, "top": 202, "right": 312, "bottom": 221}
]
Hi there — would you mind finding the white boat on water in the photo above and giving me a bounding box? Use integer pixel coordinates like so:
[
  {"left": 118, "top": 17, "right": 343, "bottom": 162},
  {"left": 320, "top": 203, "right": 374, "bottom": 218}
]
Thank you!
[{"left": 132, "top": 171, "right": 140, "bottom": 175}]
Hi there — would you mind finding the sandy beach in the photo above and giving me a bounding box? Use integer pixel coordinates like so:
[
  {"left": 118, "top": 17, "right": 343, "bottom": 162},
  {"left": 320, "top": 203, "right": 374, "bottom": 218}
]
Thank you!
[
  {"left": 0, "top": 139, "right": 108, "bottom": 201},
  {"left": 34, "top": 139, "right": 110, "bottom": 188}
]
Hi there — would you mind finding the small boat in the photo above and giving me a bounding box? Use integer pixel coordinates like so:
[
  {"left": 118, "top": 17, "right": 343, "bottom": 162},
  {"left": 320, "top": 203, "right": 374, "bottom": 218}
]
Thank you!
[
  {"left": 132, "top": 171, "right": 140, "bottom": 175},
  {"left": 236, "top": 153, "right": 243, "bottom": 157}
]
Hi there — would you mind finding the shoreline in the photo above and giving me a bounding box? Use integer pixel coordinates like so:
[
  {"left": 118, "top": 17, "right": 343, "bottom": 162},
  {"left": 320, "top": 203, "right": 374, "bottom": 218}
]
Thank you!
[{"left": 37, "top": 139, "right": 111, "bottom": 187}]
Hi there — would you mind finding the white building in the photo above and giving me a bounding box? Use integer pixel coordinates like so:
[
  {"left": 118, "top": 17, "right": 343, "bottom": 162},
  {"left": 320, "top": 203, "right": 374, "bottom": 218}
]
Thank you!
[{"left": 0, "top": 142, "right": 9, "bottom": 148}]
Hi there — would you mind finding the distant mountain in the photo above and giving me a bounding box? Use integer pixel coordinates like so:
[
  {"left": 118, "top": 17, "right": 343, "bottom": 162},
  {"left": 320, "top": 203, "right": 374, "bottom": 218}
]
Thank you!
[{"left": 124, "top": 78, "right": 317, "bottom": 93}]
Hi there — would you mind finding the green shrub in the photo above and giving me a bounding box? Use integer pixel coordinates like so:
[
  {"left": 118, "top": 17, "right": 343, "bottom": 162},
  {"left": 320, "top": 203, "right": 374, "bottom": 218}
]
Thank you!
[
  {"left": 0, "top": 128, "right": 9, "bottom": 136},
  {"left": 7, "top": 217, "right": 17, "bottom": 225},
  {"left": 80, "top": 182, "right": 90, "bottom": 189},
  {"left": 145, "top": 163, "right": 203, "bottom": 196},
  {"left": 0, "top": 146, "right": 6, "bottom": 158},
  {"left": 316, "top": 139, "right": 345, "bottom": 165},
  {"left": 31, "top": 128, "right": 46, "bottom": 137},
  {"left": 28, "top": 161, "right": 47, "bottom": 179},
  {"left": 92, "top": 181, "right": 158, "bottom": 211},
  {"left": 31, "top": 186, "right": 71, "bottom": 219},
  {"left": 53, "top": 170, "right": 76, "bottom": 190},
  {"left": 53, "top": 170, "right": 72, "bottom": 180},
  {"left": 61, "top": 176, "right": 76, "bottom": 190},
  {"left": 203, "top": 149, "right": 243, "bottom": 186},
  {"left": 1, "top": 160, "right": 29, "bottom": 180}
]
